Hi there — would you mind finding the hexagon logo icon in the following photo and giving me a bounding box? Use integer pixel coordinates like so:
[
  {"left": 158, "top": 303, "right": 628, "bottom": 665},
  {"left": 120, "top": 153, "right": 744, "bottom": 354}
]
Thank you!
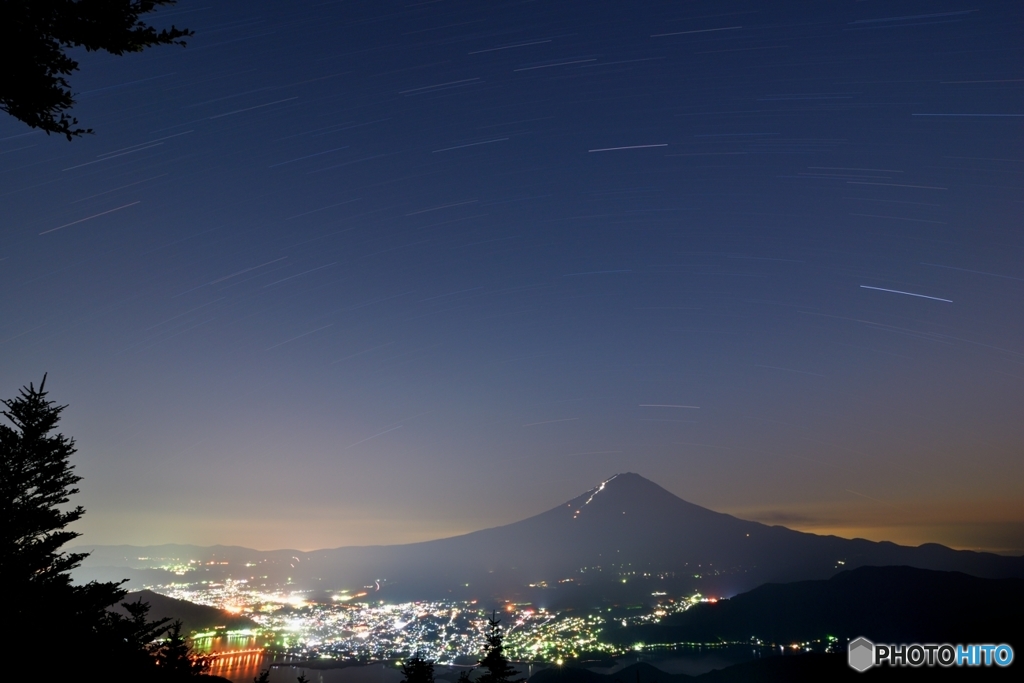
[{"left": 848, "top": 637, "right": 875, "bottom": 672}]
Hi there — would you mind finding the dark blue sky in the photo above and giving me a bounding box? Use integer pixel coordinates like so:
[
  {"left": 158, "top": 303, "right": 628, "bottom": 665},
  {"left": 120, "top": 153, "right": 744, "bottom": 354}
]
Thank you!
[{"left": 2, "top": 0, "right": 1022, "bottom": 552}]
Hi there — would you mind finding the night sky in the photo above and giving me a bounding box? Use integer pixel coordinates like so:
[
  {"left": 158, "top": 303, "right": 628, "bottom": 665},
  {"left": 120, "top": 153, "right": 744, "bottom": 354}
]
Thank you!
[{"left": 2, "top": 0, "right": 1022, "bottom": 553}]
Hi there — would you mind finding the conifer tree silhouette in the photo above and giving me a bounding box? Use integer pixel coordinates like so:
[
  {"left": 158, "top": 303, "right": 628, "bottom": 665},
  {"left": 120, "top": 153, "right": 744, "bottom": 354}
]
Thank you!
[
  {"left": 477, "top": 611, "right": 524, "bottom": 683},
  {"left": 1, "top": 376, "right": 172, "bottom": 680},
  {"left": 402, "top": 651, "right": 436, "bottom": 683},
  {"left": 153, "top": 620, "right": 211, "bottom": 678}
]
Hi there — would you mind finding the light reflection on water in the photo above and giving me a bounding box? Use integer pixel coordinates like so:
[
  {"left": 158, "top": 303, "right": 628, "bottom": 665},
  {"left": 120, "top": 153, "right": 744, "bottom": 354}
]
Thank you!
[
  {"left": 208, "top": 650, "right": 266, "bottom": 682},
  {"left": 210, "top": 659, "right": 405, "bottom": 683},
  {"left": 191, "top": 635, "right": 402, "bottom": 683},
  {"left": 193, "top": 634, "right": 270, "bottom": 682},
  {"left": 193, "top": 634, "right": 260, "bottom": 655}
]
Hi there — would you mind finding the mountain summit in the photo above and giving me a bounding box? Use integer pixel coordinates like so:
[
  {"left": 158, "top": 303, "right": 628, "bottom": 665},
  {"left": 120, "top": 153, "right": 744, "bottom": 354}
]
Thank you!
[
  {"left": 293, "top": 472, "right": 1024, "bottom": 602},
  {"left": 77, "top": 473, "right": 1024, "bottom": 604}
]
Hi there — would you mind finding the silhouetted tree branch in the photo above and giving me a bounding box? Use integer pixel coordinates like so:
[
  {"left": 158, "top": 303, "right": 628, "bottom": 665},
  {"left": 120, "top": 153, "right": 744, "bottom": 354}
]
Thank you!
[{"left": 0, "top": 1, "right": 192, "bottom": 139}]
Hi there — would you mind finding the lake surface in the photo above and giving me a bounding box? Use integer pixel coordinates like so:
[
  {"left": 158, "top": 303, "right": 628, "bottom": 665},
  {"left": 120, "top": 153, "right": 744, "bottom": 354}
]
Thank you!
[
  {"left": 207, "top": 646, "right": 793, "bottom": 683},
  {"left": 209, "top": 658, "right": 404, "bottom": 683}
]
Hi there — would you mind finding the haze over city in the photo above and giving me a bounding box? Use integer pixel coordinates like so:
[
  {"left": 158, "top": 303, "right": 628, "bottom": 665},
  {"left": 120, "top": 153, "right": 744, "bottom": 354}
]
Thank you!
[{"left": 2, "top": 0, "right": 1023, "bottom": 556}]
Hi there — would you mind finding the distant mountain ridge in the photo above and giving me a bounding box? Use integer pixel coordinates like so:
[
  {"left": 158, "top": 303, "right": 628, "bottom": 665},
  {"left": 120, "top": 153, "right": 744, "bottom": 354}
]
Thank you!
[
  {"left": 74, "top": 473, "right": 1024, "bottom": 603},
  {"left": 110, "top": 590, "right": 258, "bottom": 634},
  {"left": 529, "top": 655, "right": 1009, "bottom": 683},
  {"left": 609, "top": 565, "right": 1024, "bottom": 647}
]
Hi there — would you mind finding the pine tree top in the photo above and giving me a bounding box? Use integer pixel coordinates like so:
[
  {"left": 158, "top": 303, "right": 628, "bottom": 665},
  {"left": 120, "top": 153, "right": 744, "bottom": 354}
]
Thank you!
[
  {"left": 477, "top": 611, "right": 524, "bottom": 683},
  {"left": 0, "top": 375, "right": 86, "bottom": 590}
]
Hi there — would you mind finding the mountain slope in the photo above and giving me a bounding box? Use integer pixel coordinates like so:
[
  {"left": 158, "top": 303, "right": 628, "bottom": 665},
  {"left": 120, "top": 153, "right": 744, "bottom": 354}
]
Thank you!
[
  {"left": 293, "top": 473, "right": 1024, "bottom": 599},
  {"left": 608, "top": 565, "right": 1024, "bottom": 646},
  {"left": 110, "top": 589, "right": 258, "bottom": 634},
  {"left": 75, "top": 474, "right": 1024, "bottom": 603},
  {"left": 531, "top": 656, "right": 1013, "bottom": 683}
]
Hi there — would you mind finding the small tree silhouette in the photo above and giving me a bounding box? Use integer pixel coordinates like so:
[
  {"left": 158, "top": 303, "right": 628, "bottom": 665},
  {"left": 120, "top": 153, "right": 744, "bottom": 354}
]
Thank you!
[
  {"left": 401, "top": 652, "right": 436, "bottom": 683},
  {"left": 477, "top": 611, "right": 523, "bottom": 683},
  {"left": 107, "top": 597, "right": 173, "bottom": 675},
  {"left": 152, "top": 619, "right": 211, "bottom": 678}
]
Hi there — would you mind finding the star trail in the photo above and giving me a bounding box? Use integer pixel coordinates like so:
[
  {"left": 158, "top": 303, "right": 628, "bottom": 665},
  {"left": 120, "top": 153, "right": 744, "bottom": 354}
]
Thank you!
[{"left": 1, "top": 0, "right": 1021, "bottom": 553}]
